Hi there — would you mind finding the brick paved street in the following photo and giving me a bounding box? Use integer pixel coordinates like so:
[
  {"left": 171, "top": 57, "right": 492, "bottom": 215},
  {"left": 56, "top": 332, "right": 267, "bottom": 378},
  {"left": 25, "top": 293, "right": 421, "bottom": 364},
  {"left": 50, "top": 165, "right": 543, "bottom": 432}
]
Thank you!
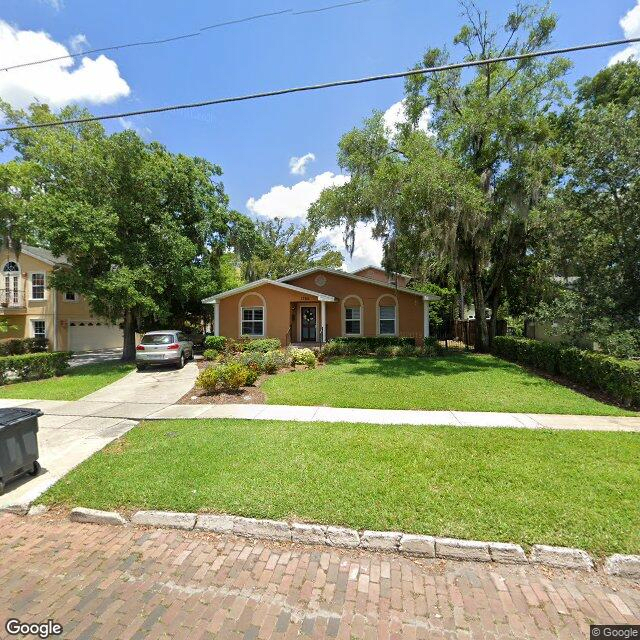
[{"left": 0, "top": 513, "right": 638, "bottom": 639}]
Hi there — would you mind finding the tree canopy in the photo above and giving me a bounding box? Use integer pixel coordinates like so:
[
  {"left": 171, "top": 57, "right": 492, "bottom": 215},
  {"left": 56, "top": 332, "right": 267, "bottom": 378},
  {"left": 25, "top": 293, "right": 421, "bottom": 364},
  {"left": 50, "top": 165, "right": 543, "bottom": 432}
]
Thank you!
[
  {"left": 1, "top": 103, "right": 236, "bottom": 360},
  {"left": 310, "top": 0, "right": 569, "bottom": 351}
]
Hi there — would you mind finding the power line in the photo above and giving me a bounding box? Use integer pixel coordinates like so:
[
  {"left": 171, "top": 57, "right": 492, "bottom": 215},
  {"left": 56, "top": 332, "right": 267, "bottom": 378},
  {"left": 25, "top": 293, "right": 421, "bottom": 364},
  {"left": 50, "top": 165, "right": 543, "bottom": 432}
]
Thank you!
[
  {"left": 0, "top": 0, "right": 373, "bottom": 73},
  {"left": 1, "top": 36, "right": 638, "bottom": 133}
]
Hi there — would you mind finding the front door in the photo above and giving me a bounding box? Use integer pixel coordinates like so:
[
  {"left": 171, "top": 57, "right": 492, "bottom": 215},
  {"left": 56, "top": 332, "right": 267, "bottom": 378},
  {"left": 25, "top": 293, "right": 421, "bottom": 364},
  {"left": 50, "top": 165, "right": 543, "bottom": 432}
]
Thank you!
[{"left": 300, "top": 306, "right": 317, "bottom": 342}]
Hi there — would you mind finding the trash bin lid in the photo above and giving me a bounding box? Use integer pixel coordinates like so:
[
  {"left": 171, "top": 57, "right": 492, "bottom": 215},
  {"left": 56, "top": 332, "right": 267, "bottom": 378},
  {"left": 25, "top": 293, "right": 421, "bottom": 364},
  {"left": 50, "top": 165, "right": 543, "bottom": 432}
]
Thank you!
[{"left": 0, "top": 407, "right": 44, "bottom": 428}]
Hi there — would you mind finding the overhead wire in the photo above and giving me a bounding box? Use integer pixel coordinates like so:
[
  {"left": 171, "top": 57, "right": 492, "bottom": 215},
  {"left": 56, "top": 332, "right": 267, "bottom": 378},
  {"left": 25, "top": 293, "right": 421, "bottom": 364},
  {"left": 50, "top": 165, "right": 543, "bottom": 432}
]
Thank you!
[{"left": 2, "top": 36, "right": 638, "bottom": 133}]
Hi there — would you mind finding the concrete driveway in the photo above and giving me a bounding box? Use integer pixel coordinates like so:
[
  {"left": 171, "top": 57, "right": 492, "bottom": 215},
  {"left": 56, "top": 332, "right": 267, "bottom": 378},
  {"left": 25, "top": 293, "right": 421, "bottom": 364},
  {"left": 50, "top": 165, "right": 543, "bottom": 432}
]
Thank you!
[
  {"left": 70, "top": 348, "right": 123, "bottom": 367},
  {"left": 82, "top": 361, "right": 198, "bottom": 406}
]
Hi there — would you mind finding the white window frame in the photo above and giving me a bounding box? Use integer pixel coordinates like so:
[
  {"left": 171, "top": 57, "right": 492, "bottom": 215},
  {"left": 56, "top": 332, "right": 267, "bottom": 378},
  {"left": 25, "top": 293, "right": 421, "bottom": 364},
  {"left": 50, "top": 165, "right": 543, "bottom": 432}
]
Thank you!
[
  {"left": 240, "top": 306, "right": 265, "bottom": 337},
  {"left": 30, "top": 272, "right": 46, "bottom": 301},
  {"left": 344, "top": 306, "right": 362, "bottom": 336},
  {"left": 64, "top": 291, "right": 79, "bottom": 302},
  {"left": 378, "top": 305, "right": 397, "bottom": 336},
  {"left": 31, "top": 318, "right": 47, "bottom": 340}
]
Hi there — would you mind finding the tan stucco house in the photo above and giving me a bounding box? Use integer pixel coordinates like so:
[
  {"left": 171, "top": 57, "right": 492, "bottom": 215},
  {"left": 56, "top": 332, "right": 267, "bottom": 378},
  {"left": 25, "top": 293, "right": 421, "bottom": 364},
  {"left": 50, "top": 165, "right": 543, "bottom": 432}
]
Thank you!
[
  {"left": 0, "top": 245, "right": 123, "bottom": 352},
  {"left": 203, "top": 266, "right": 439, "bottom": 345}
]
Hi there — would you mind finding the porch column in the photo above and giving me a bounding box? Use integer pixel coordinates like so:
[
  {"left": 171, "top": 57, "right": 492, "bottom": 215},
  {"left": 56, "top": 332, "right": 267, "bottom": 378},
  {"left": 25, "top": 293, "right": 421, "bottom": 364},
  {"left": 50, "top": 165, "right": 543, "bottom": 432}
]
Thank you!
[
  {"left": 423, "top": 299, "right": 430, "bottom": 339},
  {"left": 213, "top": 301, "right": 220, "bottom": 336},
  {"left": 320, "top": 300, "right": 326, "bottom": 342}
]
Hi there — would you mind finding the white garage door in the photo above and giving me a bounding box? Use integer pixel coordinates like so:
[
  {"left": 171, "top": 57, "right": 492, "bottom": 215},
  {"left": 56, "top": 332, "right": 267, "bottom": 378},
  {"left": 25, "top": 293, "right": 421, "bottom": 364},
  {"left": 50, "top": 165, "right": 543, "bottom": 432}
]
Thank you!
[{"left": 68, "top": 321, "right": 123, "bottom": 352}]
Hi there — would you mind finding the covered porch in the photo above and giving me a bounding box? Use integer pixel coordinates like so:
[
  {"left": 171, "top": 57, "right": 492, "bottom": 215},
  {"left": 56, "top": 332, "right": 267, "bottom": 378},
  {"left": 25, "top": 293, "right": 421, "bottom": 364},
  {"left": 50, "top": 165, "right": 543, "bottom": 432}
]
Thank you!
[{"left": 286, "top": 299, "right": 332, "bottom": 345}]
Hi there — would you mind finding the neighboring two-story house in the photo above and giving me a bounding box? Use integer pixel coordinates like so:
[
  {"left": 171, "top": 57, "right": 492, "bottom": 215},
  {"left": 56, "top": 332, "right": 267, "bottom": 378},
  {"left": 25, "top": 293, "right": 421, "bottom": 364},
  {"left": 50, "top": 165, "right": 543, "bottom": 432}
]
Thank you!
[{"left": 0, "top": 245, "right": 123, "bottom": 352}]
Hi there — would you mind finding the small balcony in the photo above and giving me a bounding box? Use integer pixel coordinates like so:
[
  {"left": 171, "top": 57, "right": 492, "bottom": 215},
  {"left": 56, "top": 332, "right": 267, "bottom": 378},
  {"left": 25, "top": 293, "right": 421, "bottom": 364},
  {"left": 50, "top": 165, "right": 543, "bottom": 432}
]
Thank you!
[{"left": 0, "top": 289, "right": 27, "bottom": 313}]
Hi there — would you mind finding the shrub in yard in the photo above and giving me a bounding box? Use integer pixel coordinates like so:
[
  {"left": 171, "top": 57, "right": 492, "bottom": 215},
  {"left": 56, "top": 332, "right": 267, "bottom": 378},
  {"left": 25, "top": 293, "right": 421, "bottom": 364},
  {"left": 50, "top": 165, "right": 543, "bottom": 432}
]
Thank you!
[
  {"left": 419, "top": 337, "right": 443, "bottom": 357},
  {"left": 262, "top": 350, "right": 288, "bottom": 374},
  {"left": 288, "top": 347, "right": 317, "bottom": 368},
  {"left": 243, "top": 338, "right": 281, "bottom": 353},
  {"left": 492, "top": 336, "right": 640, "bottom": 408},
  {"left": 332, "top": 336, "right": 416, "bottom": 350},
  {"left": 195, "top": 367, "right": 220, "bottom": 394},
  {"left": 196, "top": 362, "right": 251, "bottom": 394},
  {"left": 203, "top": 349, "right": 221, "bottom": 361},
  {"left": 0, "top": 337, "right": 49, "bottom": 356},
  {"left": 322, "top": 340, "right": 369, "bottom": 357},
  {"left": 244, "top": 364, "right": 260, "bottom": 385},
  {"left": 236, "top": 350, "right": 266, "bottom": 371},
  {"left": 0, "top": 351, "right": 71, "bottom": 385},
  {"left": 218, "top": 362, "right": 251, "bottom": 390},
  {"left": 203, "top": 335, "right": 227, "bottom": 352}
]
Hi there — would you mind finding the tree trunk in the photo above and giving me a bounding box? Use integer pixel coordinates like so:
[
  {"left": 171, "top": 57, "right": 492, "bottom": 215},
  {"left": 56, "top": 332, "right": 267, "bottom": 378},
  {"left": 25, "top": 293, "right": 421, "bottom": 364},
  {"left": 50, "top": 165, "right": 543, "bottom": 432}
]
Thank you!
[
  {"left": 488, "top": 292, "right": 500, "bottom": 346},
  {"left": 122, "top": 309, "right": 137, "bottom": 362},
  {"left": 458, "top": 280, "right": 465, "bottom": 320},
  {"left": 470, "top": 264, "right": 490, "bottom": 352}
]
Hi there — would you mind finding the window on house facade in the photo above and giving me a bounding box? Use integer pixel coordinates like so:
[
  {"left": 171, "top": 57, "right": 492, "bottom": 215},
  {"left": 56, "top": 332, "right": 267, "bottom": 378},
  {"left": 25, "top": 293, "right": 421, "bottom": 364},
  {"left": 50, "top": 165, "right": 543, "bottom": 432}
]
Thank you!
[
  {"left": 32, "top": 320, "right": 46, "bottom": 339},
  {"left": 379, "top": 305, "right": 396, "bottom": 335},
  {"left": 65, "top": 292, "right": 78, "bottom": 302},
  {"left": 241, "top": 307, "right": 264, "bottom": 336},
  {"left": 344, "top": 306, "right": 361, "bottom": 335},
  {"left": 31, "top": 273, "right": 45, "bottom": 300}
]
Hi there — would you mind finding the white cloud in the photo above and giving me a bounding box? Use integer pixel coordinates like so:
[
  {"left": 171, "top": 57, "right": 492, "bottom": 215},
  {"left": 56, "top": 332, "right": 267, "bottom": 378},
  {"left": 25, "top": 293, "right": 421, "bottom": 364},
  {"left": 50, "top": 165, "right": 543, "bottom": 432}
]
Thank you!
[
  {"left": 246, "top": 171, "right": 384, "bottom": 270},
  {"left": 39, "top": 0, "right": 64, "bottom": 10},
  {"left": 118, "top": 117, "right": 151, "bottom": 137},
  {"left": 322, "top": 222, "right": 385, "bottom": 271},
  {"left": 246, "top": 171, "right": 349, "bottom": 220},
  {"left": 0, "top": 20, "right": 130, "bottom": 109},
  {"left": 289, "top": 152, "right": 316, "bottom": 175},
  {"left": 382, "top": 99, "right": 432, "bottom": 139},
  {"left": 609, "top": 1, "right": 640, "bottom": 65},
  {"left": 69, "top": 33, "right": 89, "bottom": 53}
]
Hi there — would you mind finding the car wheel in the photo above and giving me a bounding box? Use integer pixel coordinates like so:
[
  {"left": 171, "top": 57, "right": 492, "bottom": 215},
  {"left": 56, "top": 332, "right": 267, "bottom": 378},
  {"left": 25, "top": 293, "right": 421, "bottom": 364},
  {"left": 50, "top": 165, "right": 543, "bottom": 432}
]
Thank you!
[
  {"left": 177, "top": 353, "right": 185, "bottom": 369},
  {"left": 28, "top": 461, "right": 41, "bottom": 477},
  {"left": 0, "top": 478, "right": 4, "bottom": 496},
  {"left": 136, "top": 364, "right": 146, "bottom": 372}
]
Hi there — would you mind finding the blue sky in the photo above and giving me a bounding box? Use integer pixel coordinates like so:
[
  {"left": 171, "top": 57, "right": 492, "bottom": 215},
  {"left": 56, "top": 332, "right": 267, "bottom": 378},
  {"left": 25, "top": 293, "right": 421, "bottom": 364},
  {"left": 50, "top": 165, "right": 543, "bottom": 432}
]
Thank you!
[{"left": 1, "top": 0, "right": 638, "bottom": 268}]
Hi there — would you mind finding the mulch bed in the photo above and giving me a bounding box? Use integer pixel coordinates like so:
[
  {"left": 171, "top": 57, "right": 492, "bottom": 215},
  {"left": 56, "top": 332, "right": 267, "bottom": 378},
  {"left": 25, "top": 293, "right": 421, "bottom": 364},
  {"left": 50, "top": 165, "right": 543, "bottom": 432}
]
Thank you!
[{"left": 177, "top": 360, "right": 322, "bottom": 405}]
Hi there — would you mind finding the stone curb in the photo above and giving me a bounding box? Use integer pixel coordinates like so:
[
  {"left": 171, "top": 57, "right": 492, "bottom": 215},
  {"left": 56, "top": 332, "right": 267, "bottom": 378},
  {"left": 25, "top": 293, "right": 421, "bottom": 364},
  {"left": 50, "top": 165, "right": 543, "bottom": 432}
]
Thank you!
[
  {"left": 530, "top": 545, "right": 594, "bottom": 571},
  {"left": 131, "top": 510, "right": 196, "bottom": 530},
  {"left": 603, "top": 554, "right": 640, "bottom": 579},
  {"left": 48, "top": 507, "right": 637, "bottom": 574},
  {"left": 70, "top": 507, "right": 128, "bottom": 526}
]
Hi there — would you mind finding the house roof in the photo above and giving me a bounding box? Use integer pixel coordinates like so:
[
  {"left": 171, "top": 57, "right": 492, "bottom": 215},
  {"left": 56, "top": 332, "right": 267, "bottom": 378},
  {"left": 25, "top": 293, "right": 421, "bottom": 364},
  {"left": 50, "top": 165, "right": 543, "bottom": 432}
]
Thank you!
[
  {"left": 202, "top": 278, "right": 336, "bottom": 304},
  {"left": 351, "top": 265, "right": 413, "bottom": 281},
  {"left": 11, "top": 245, "right": 68, "bottom": 266},
  {"left": 278, "top": 267, "right": 440, "bottom": 301}
]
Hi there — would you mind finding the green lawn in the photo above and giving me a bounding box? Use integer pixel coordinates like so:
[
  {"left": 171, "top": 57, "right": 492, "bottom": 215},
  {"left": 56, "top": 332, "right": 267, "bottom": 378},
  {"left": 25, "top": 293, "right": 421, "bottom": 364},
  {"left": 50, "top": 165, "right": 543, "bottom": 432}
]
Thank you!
[
  {"left": 262, "top": 353, "right": 634, "bottom": 415},
  {"left": 0, "top": 361, "right": 134, "bottom": 400},
  {"left": 40, "top": 418, "right": 640, "bottom": 555}
]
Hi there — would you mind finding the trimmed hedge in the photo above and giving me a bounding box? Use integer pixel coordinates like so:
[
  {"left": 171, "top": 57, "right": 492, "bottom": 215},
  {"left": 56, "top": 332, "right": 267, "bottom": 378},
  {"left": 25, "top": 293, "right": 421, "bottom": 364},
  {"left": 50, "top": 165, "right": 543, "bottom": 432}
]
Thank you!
[
  {"left": 492, "top": 336, "right": 640, "bottom": 408},
  {"left": 0, "top": 337, "right": 49, "bottom": 356},
  {"left": 331, "top": 336, "right": 416, "bottom": 349},
  {"left": 0, "top": 351, "right": 72, "bottom": 385}
]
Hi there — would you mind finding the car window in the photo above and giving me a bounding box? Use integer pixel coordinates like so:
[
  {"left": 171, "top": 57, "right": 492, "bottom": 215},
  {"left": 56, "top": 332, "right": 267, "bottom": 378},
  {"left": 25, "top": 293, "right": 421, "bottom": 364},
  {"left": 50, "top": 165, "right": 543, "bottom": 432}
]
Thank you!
[{"left": 141, "top": 334, "right": 174, "bottom": 345}]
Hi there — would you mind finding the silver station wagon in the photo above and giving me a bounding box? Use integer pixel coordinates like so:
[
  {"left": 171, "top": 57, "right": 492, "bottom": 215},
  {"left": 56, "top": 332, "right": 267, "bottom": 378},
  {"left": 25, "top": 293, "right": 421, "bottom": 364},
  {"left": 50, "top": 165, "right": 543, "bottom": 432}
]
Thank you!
[{"left": 135, "top": 330, "right": 194, "bottom": 371}]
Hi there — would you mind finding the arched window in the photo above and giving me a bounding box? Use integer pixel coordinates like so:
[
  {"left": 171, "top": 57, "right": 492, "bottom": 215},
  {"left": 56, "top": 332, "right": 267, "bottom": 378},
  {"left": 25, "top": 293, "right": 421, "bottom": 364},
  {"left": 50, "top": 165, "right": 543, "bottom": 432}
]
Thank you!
[
  {"left": 342, "top": 295, "right": 363, "bottom": 336},
  {"left": 377, "top": 294, "right": 398, "bottom": 336},
  {"left": 2, "top": 261, "right": 19, "bottom": 273}
]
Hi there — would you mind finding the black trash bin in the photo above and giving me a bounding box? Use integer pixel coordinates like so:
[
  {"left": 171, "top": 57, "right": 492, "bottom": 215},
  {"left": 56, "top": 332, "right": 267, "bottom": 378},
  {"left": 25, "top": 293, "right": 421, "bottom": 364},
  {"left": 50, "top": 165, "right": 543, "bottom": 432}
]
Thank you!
[{"left": 0, "top": 408, "right": 42, "bottom": 495}]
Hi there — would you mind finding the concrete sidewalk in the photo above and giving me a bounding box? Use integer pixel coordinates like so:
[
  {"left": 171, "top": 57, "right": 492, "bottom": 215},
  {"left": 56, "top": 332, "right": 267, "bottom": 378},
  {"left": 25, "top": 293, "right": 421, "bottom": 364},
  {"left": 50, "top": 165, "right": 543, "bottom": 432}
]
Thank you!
[
  {"left": 0, "top": 411, "right": 136, "bottom": 509},
  {"left": 1, "top": 397, "right": 639, "bottom": 431}
]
